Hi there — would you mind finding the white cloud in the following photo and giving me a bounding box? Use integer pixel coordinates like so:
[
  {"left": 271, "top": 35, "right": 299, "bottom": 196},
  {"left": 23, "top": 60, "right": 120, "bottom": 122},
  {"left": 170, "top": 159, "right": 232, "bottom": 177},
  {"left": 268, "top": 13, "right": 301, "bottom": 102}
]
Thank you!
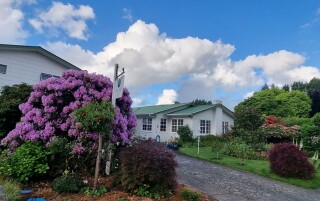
[
  {"left": 0, "top": 0, "right": 31, "bottom": 44},
  {"left": 44, "top": 20, "right": 320, "bottom": 104},
  {"left": 122, "top": 8, "right": 133, "bottom": 22},
  {"left": 132, "top": 98, "right": 142, "bottom": 105},
  {"left": 29, "top": 1, "right": 95, "bottom": 40},
  {"left": 244, "top": 91, "right": 254, "bottom": 99},
  {"left": 156, "top": 89, "right": 178, "bottom": 105}
]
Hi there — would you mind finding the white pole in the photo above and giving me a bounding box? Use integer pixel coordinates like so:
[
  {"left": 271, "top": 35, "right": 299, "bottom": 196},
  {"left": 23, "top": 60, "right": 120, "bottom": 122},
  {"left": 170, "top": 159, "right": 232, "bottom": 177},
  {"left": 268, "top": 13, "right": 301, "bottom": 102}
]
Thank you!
[
  {"left": 106, "top": 64, "right": 119, "bottom": 176},
  {"left": 197, "top": 136, "right": 200, "bottom": 155}
]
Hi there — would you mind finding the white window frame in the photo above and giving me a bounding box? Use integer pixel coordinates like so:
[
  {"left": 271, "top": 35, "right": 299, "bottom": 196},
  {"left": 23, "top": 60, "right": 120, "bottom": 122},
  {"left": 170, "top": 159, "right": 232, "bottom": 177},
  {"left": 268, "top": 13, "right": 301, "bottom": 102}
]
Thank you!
[
  {"left": 200, "top": 120, "right": 211, "bottom": 134},
  {"left": 160, "top": 118, "right": 167, "bottom": 132},
  {"left": 0, "top": 64, "right": 7, "bottom": 74},
  {"left": 222, "top": 121, "right": 229, "bottom": 134},
  {"left": 172, "top": 118, "right": 183, "bottom": 132},
  {"left": 142, "top": 118, "right": 152, "bottom": 131}
]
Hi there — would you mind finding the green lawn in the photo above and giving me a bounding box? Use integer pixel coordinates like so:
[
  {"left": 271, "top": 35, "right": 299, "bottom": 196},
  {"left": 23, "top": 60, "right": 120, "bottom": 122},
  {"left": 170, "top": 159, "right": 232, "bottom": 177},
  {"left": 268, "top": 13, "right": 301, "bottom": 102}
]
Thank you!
[{"left": 179, "top": 146, "right": 320, "bottom": 189}]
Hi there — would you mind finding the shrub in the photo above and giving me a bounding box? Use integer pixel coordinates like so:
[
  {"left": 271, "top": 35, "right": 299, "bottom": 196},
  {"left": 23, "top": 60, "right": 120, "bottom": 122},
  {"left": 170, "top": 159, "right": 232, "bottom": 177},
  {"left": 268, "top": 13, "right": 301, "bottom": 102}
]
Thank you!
[
  {"left": 52, "top": 175, "right": 87, "bottom": 193},
  {"left": 181, "top": 189, "right": 200, "bottom": 201},
  {"left": 81, "top": 186, "right": 108, "bottom": 197},
  {"left": 299, "top": 125, "right": 320, "bottom": 154},
  {"left": 282, "top": 117, "right": 314, "bottom": 127},
  {"left": 0, "top": 83, "right": 33, "bottom": 141},
  {"left": 0, "top": 142, "right": 49, "bottom": 182},
  {"left": 268, "top": 143, "right": 315, "bottom": 179},
  {"left": 234, "top": 106, "right": 263, "bottom": 131},
  {"left": 1, "top": 70, "right": 137, "bottom": 153},
  {"left": 222, "top": 138, "right": 265, "bottom": 160},
  {"left": 177, "top": 125, "right": 193, "bottom": 143},
  {"left": 313, "top": 113, "right": 320, "bottom": 127},
  {"left": 118, "top": 140, "right": 177, "bottom": 196}
]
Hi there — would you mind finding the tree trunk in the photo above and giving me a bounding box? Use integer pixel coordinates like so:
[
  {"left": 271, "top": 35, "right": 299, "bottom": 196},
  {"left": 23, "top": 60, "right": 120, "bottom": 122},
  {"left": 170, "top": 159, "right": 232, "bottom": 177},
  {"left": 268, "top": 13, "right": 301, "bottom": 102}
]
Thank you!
[{"left": 93, "top": 134, "right": 102, "bottom": 190}]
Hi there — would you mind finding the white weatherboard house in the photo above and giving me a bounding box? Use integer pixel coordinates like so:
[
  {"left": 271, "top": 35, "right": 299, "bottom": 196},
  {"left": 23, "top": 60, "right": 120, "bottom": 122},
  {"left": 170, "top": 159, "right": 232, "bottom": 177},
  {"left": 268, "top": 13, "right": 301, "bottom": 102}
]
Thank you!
[
  {"left": 0, "top": 44, "right": 80, "bottom": 89},
  {"left": 134, "top": 101, "right": 234, "bottom": 142}
]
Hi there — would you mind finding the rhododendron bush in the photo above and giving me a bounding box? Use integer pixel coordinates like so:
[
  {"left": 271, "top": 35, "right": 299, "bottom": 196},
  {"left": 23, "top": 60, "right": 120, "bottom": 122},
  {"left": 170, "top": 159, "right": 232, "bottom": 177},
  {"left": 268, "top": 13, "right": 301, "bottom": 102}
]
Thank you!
[{"left": 1, "top": 70, "right": 137, "bottom": 153}]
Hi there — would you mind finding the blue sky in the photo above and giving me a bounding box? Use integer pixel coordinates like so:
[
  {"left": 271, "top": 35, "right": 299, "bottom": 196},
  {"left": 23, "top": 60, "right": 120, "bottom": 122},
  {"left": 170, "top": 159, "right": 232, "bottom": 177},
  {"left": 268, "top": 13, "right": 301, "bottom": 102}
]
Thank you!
[{"left": 2, "top": 0, "right": 320, "bottom": 109}]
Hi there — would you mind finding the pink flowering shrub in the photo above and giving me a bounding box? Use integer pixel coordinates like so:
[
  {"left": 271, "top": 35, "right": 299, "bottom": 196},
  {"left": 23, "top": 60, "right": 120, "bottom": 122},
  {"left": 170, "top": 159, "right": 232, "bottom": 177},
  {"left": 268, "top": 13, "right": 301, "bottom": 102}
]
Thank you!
[{"left": 1, "top": 70, "right": 137, "bottom": 153}]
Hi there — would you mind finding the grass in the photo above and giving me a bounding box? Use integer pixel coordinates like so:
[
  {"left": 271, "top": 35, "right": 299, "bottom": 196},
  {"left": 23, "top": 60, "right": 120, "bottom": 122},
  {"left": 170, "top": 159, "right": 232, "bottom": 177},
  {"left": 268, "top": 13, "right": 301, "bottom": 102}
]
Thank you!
[
  {"left": 0, "top": 177, "right": 21, "bottom": 201},
  {"left": 179, "top": 146, "right": 320, "bottom": 189}
]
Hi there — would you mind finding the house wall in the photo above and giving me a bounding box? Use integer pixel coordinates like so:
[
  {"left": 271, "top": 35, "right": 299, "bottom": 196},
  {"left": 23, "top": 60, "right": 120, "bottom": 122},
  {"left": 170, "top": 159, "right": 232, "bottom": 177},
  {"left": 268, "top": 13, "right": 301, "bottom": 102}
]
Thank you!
[
  {"left": 222, "top": 111, "right": 234, "bottom": 133},
  {"left": 135, "top": 105, "right": 235, "bottom": 141},
  {"left": 0, "top": 50, "right": 69, "bottom": 89},
  {"left": 192, "top": 109, "right": 215, "bottom": 136}
]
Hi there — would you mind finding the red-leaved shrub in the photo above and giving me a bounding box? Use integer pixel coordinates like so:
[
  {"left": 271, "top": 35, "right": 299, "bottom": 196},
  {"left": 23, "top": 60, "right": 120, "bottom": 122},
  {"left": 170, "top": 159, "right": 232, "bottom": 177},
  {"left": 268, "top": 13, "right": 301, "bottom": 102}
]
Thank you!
[
  {"left": 118, "top": 140, "right": 177, "bottom": 196},
  {"left": 268, "top": 143, "right": 315, "bottom": 179}
]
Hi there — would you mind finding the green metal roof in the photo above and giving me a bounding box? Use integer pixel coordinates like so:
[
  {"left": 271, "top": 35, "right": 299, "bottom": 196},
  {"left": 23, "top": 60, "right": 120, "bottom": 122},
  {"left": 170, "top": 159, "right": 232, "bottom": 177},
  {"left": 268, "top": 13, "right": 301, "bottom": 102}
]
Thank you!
[
  {"left": 167, "top": 104, "right": 215, "bottom": 116},
  {"left": 0, "top": 44, "right": 80, "bottom": 70},
  {"left": 134, "top": 103, "right": 188, "bottom": 115}
]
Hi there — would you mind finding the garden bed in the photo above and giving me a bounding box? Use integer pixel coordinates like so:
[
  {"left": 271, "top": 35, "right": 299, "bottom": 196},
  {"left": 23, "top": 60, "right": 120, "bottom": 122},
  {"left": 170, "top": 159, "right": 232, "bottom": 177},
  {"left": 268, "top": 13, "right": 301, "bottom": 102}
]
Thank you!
[{"left": 19, "top": 176, "right": 217, "bottom": 201}]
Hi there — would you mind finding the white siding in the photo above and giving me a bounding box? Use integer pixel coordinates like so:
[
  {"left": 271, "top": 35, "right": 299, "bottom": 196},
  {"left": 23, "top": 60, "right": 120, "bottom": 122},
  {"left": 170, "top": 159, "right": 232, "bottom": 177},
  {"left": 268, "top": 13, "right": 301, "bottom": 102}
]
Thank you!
[
  {"left": 0, "top": 50, "right": 70, "bottom": 89},
  {"left": 192, "top": 109, "right": 215, "bottom": 137},
  {"left": 222, "top": 111, "right": 234, "bottom": 132}
]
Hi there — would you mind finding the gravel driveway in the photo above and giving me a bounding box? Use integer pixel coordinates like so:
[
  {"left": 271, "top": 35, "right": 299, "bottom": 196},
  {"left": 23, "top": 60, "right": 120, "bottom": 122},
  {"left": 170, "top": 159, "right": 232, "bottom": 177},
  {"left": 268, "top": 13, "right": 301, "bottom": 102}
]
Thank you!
[{"left": 175, "top": 153, "right": 320, "bottom": 201}]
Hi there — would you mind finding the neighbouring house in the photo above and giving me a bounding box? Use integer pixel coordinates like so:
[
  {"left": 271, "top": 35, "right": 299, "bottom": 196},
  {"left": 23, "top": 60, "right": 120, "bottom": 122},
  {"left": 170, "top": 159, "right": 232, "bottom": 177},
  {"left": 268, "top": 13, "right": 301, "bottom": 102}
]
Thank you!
[
  {"left": 134, "top": 100, "right": 234, "bottom": 142},
  {"left": 0, "top": 44, "right": 80, "bottom": 89}
]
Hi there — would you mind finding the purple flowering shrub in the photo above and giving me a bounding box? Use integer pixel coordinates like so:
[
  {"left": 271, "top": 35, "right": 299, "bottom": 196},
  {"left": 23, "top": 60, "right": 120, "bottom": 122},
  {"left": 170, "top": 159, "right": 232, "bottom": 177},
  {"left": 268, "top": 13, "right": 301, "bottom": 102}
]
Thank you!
[{"left": 1, "top": 70, "right": 137, "bottom": 154}]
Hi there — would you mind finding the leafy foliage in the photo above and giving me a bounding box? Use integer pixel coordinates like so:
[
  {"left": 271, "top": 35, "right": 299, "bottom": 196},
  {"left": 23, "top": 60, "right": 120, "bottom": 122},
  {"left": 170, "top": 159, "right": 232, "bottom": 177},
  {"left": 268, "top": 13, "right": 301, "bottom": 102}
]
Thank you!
[
  {"left": 181, "top": 189, "right": 200, "bottom": 201},
  {"left": 0, "top": 83, "right": 32, "bottom": 140},
  {"left": 268, "top": 143, "right": 315, "bottom": 179},
  {"left": 299, "top": 125, "right": 320, "bottom": 154},
  {"left": 118, "top": 140, "right": 177, "bottom": 196},
  {"left": 73, "top": 101, "right": 114, "bottom": 135},
  {"left": 222, "top": 138, "right": 265, "bottom": 160},
  {"left": 1, "top": 178, "right": 20, "bottom": 201},
  {"left": 313, "top": 113, "right": 320, "bottom": 127},
  {"left": 234, "top": 106, "right": 263, "bottom": 131},
  {"left": 52, "top": 175, "right": 87, "bottom": 193},
  {"left": 177, "top": 125, "right": 193, "bottom": 143},
  {"left": 236, "top": 88, "right": 311, "bottom": 118},
  {"left": 1, "top": 70, "right": 137, "bottom": 153},
  {"left": 81, "top": 186, "right": 108, "bottom": 197},
  {"left": 282, "top": 117, "right": 314, "bottom": 127},
  {"left": 0, "top": 142, "right": 49, "bottom": 182},
  {"left": 191, "top": 99, "right": 212, "bottom": 105}
]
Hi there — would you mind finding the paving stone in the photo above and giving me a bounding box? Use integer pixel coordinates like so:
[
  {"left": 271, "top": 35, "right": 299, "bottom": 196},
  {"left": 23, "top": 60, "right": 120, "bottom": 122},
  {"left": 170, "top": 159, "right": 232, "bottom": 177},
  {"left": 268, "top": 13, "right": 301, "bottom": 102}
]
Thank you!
[{"left": 175, "top": 153, "right": 320, "bottom": 201}]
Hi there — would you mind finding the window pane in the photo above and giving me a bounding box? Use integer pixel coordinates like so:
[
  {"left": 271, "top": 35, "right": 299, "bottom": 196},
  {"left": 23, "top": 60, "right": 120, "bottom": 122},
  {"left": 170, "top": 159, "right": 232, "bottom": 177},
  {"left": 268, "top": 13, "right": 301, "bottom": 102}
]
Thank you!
[
  {"left": 0, "top": 64, "right": 7, "bottom": 74},
  {"left": 172, "top": 119, "right": 177, "bottom": 125},
  {"left": 178, "top": 119, "right": 183, "bottom": 125}
]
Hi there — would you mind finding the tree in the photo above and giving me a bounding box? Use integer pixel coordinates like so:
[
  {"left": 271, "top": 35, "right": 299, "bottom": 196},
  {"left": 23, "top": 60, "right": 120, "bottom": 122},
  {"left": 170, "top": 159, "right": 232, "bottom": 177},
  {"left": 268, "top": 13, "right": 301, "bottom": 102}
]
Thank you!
[
  {"left": 74, "top": 101, "right": 114, "bottom": 190},
  {"left": 282, "top": 84, "right": 290, "bottom": 92},
  {"left": 236, "top": 88, "right": 284, "bottom": 116},
  {"left": 191, "top": 99, "right": 212, "bottom": 105},
  {"left": 261, "top": 83, "right": 269, "bottom": 91},
  {"left": 0, "top": 83, "right": 33, "bottom": 140},
  {"left": 275, "top": 90, "right": 311, "bottom": 117},
  {"left": 236, "top": 88, "right": 311, "bottom": 118},
  {"left": 234, "top": 106, "right": 263, "bottom": 131},
  {"left": 177, "top": 125, "right": 193, "bottom": 143},
  {"left": 1, "top": 70, "right": 137, "bottom": 153},
  {"left": 291, "top": 81, "right": 307, "bottom": 92}
]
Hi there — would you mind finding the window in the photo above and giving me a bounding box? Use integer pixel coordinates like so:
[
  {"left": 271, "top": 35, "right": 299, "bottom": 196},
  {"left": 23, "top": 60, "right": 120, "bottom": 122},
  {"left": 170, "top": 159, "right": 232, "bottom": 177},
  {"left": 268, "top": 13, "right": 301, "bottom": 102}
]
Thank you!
[
  {"left": 40, "top": 73, "right": 60, "bottom": 81},
  {"left": 160, "top": 118, "right": 167, "bottom": 132},
  {"left": 142, "top": 118, "right": 152, "bottom": 131},
  {"left": 222, "top": 122, "right": 229, "bottom": 134},
  {"left": 200, "top": 120, "right": 211, "bottom": 134},
  {"left": 0, "top": 64, "right": 7, "bottom": 74},
  {"left": 172, "top": 118, "right": 183, "bottom": 132}
]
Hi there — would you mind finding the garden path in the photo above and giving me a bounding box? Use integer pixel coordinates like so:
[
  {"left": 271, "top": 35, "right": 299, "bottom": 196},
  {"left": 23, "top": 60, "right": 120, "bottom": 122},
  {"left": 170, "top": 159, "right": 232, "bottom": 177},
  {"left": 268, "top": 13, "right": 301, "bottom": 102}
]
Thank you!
[
  {"left": 175, "top": 153, "right": 320, "bottom": 201},
  {"left": 0, "top": 185, "right": 7, "bottom": 201}
]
